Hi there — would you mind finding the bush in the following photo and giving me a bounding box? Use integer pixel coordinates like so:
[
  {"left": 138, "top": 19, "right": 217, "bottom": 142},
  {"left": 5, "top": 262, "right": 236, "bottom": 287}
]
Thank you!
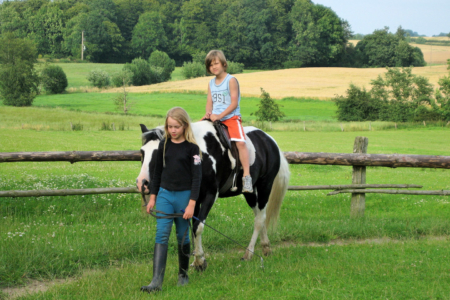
[
  {"left": 282, "top": 61, "right": 303, "bottom": 69},
  {"left": 111, "top": 70, "right": 133, "bottom": 88},
  {"left": 148, "top": 50, "right": 176, "bottom": 83},
  {"left": 87, "top": 70, "right": 110, "bottom": 88},
  {"left": 123, "top": 58, "right": 154, "bottom": 86},
  {"left": 40, "top": 65, "right": 68, "bottom": 94},
  {"left": 182, "top": 61, "right": 206, "bottom": 79},
  {"left": 335, "top": 68, "right": 440, "bottom": 122},
  {"left": 334, "top": 85, "right": 381, "bottom": 121},
  {"left": 252, "top": 88, "right": 285, "bottom": 122},
  {"left": 227, "top": 61, "right": 244, "bottom": 74}
]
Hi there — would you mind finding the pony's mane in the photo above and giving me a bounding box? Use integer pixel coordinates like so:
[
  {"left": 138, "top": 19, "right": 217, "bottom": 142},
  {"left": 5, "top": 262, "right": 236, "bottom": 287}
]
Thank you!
[{"left": 141, "top": 127, "right": 164, "bottom": 143}]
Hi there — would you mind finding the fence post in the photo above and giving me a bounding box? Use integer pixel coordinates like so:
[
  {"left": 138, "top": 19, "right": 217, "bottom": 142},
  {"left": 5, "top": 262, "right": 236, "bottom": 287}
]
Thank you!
[{"left": 351, "top": 136, "right": 368, "bottom": 217}]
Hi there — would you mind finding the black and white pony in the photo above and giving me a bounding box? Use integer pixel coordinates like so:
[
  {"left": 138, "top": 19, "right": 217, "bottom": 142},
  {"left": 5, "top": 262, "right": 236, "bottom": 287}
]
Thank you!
[{"left": 136, "top": 120, "right": 290, "bottom": 270}]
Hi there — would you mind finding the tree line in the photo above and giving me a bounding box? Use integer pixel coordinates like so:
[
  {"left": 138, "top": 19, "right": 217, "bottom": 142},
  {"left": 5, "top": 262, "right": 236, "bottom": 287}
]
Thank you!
[{"left": 0, "top": 0, "right": 425, "bottom": 69}]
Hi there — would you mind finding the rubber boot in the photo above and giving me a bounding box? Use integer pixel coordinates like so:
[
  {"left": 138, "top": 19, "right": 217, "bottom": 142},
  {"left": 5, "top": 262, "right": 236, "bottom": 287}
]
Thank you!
[
  {"left": 177, "top": 243, "right": 190, "bottom": 286},
  {"left": 141, "top": 243, "right": 168, "bottom": 293}
]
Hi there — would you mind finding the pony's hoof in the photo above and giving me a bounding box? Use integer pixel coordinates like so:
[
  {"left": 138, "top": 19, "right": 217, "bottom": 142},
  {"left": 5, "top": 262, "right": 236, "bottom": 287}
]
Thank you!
[
  {"left": 242, "top": 250, "right": 253, "bottom": 261},
  {"left": 193, "top": 259, "right": 207, "bottom": 272},
  {"left": 262, "top": 246, "right": 272, "bottom": 256}
]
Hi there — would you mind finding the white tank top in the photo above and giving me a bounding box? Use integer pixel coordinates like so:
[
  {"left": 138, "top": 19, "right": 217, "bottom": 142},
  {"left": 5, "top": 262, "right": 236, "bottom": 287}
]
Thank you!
[{"left": 210, "top": 74, "right": 241, "bottom": 121}]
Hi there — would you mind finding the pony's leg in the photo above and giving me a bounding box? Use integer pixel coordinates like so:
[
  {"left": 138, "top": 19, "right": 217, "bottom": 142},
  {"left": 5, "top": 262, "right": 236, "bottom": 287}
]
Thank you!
[
  {"left": 242, "top": 204, "right": 267, "bottom": 261},
  {"left": 242, "top": 181, "right": 274, "bottom": 260},
  {"left": 191, "top": 192, "right": 217, "bottom": 271},
  {"left": 192, "top": 220, "right": 207, "bottom": 271}
]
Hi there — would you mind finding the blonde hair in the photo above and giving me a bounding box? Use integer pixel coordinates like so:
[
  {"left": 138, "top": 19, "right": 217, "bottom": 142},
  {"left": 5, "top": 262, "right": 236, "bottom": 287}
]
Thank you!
[
  {"left": 205, "top": 50, "right": 228, "bottom": 74},
  {"left": 163, "top": 107, "right": 201, "bottom": 166}
]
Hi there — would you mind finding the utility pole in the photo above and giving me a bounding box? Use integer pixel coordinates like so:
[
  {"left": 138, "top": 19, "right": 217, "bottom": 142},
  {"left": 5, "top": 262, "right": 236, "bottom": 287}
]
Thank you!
[{"left": 81, "top": 31, "right": 85, "bottom": 61}]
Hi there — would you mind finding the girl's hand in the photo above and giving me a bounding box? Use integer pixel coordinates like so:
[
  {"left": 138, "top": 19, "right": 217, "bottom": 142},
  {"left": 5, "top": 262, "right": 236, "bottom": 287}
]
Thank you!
[
  {"left": 147, "top": 195, "right": 156, "bottom": 214},
  {"left": 183, "top": 200, "right": 196, "bottom": 219},
  {"left": 210, "top": 114, "right": 220, "bottom": 122},
  {"left": 201, "top": 112, "right": 211, "bottom": 120}
]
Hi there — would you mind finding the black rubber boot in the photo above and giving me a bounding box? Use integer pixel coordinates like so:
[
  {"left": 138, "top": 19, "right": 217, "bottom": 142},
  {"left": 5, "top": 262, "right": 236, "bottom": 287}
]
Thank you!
[
  {"left": 141, "top": 243, "right": 168, "bottom": 293},
  {"left": 177, "top": 243, "right": 190, "bottom": 286}
]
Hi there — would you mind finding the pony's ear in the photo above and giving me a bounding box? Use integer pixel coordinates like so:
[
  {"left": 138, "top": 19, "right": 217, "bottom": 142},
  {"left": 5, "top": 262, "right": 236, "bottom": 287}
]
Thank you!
[{"left": 140, "top": 124, "right": 149, "bottom": 133}]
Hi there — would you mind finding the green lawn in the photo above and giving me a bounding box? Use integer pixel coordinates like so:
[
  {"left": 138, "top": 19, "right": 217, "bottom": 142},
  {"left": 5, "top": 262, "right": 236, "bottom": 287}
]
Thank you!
[
  {"left": 54, "top": 63, "right": 124, "bottom": 89},
  {"left": 1, "top": 100, "right": 450, "bottom": 299},
  {"left": 16, "top": 92, "right": 338, "bottom": 122}
]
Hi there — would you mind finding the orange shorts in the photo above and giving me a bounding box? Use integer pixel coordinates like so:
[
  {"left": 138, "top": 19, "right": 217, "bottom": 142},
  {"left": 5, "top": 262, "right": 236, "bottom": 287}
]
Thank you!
[{"left": 222, "top": 116, "right": 246, "bottom": 142}]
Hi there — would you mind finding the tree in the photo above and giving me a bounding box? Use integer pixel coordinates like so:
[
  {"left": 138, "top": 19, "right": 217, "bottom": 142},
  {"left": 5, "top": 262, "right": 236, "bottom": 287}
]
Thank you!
[
  {"left": 288, "top": 0, "right": 349, "bottom": 67},
  {"left": 252, "top": 88, "right": 285, "bottom": 124},
  {"left": 63, "top": 8, "right": 124, "bottom": 62},
  {"left": 131, "top": 12, "right": 167, "bottom": 58},
  {"left": 0, "top": 34, "right": 39, "bottom": 106},
  {"left": 112, "top": 69, "right": 133, "bottom": 114},
  {"left": 353, "top": 27, "right": 426, "bottom": 67},
  {"left": 27, "top": 3, "right": 66, "bottom": 56}
]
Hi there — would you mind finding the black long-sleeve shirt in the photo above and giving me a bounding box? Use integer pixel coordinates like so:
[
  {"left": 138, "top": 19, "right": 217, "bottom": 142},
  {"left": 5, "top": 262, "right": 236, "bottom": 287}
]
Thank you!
[{"left": 150, "top": 139, "right": 202, "bottom": 201}]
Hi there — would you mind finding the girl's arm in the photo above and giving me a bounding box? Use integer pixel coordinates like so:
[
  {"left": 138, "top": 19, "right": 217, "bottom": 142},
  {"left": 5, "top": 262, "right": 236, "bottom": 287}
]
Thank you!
[
  {"left": 184, "top": 144, "right": 202, "bottom": 219},
  {"left": 203, "top": 84, "right": 213, "bottom": 120},
  {"left": 210, "top": 77, "right": 239, "bottom": 122}
]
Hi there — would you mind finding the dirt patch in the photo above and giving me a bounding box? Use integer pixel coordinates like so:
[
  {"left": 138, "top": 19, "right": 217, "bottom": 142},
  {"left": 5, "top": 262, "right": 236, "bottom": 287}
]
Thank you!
[{"left": 2, "top": 278, "right": 73, "bottom": 299}]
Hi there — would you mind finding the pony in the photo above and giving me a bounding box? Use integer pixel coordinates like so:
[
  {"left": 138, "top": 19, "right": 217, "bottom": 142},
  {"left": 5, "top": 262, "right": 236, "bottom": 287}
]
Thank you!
[{"left": 136, "top": 120, "right": 290, "bottom": 270}]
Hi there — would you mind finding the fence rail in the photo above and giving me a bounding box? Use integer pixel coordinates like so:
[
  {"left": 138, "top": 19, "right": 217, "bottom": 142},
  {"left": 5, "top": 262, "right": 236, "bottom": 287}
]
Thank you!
[{"left": 2, "top": 151, "right": 450, "bottom": 169}]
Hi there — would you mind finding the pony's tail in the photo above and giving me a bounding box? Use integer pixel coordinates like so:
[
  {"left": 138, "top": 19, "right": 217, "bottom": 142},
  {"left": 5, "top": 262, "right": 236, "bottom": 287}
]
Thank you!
[{"left": 265, "top": 150, "right": 290, "bottom": 229}]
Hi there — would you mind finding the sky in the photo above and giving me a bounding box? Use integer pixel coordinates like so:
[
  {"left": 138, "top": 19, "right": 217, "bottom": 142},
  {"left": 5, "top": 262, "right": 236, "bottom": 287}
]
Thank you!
[{"left": 315, "top": 0, "right": 450, "bottom": 37}]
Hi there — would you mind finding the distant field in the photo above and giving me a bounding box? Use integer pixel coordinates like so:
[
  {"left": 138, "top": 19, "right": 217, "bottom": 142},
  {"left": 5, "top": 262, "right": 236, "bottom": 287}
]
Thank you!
[
  {"left": 411, "top": 43, "right": 450, "bottom": 65},
  {"left": 107, "top": 65, "right": 450, "bottom": 99},
  {"left": 54, "top": 63, "right": 123, "bottom": 90}
]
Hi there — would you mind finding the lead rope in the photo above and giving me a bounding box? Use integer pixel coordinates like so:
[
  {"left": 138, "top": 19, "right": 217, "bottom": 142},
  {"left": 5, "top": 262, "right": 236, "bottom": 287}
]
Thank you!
[
  {"left": 180, "top": 210, "right": 264, "bottom": 271},
  {"left": 141, "top": 189, "right": 264, "bottom": 270}
]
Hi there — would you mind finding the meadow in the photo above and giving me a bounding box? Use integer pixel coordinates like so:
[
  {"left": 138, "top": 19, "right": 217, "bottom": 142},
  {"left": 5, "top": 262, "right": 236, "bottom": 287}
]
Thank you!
[
  {"left": 1, "top": 106, "right": 450, "bottom": 299},
  {"left": 1, "top": 62, "right": 450, "bottom": 299}
]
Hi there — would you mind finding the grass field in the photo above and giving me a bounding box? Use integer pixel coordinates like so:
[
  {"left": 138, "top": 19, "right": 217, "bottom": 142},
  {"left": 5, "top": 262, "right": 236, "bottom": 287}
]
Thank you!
[{"left": 1, "top": 105, "right": 450, "bottom": 299}]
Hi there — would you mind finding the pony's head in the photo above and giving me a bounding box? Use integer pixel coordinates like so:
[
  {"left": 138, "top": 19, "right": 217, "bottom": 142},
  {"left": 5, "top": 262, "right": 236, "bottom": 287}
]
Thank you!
[{"left": 136, "top": 124, "right": 164, "bottom": 194}]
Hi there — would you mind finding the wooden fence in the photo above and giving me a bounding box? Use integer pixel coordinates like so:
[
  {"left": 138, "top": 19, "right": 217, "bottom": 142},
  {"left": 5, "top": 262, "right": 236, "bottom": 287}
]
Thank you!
[{"left": 1, "top": 136, "right": 449, "bottom": 217}]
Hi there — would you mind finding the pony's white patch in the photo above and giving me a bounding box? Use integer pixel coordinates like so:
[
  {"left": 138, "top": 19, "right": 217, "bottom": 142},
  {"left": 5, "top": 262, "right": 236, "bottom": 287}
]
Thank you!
[
  {"left": 192, "top": 121, "right": 225, "bottom": 154},
  {"left": 227, "top": 151, "right": 236, "bottom": 169},
  {"left": 243, "top": 126, "right": 259, "bottom": 134},
  {"left": 209, "top": 155, "right": 217, "bottom": 173},
  {"left": 136, "top": 140, "right": 159, "bottom": 192}
]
